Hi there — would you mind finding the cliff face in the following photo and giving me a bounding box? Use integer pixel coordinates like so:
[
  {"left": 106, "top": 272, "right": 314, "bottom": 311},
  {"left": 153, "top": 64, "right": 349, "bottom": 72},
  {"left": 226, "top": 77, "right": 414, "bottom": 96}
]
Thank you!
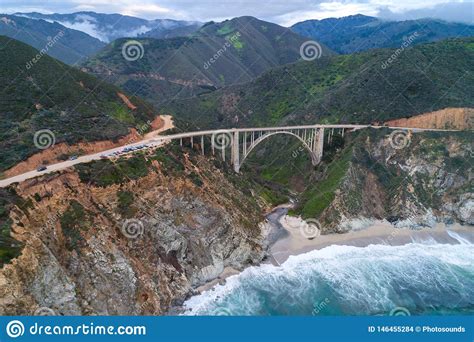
[
  {"left": 0, "top": 146, "right": 269, "bottom": 315},
  {"left": 385, "top": 107, "right": 474, "bottom": 130},
  {"left": 300, "top": 129, "right": 473, "bottom": 232}
]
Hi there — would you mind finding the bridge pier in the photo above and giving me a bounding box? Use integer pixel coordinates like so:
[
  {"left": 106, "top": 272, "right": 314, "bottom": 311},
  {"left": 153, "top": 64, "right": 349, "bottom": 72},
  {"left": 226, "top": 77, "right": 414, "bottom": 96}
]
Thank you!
[
  {"left": 233, "top": 131, "right": 240, "bottom": 173},
  {"left": 311, "top": 128, "right": 324, "bottom": 166}
]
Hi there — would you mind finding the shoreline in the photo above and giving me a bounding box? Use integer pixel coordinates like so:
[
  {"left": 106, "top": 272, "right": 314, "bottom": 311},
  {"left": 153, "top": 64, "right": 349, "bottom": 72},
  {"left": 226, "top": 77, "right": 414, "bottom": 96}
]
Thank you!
[
  {"left": 191, "top": 206, "right": 473, "bottom": 296},
  {"left": 269, "top": 217, "right": 473, "bottom": 265}
]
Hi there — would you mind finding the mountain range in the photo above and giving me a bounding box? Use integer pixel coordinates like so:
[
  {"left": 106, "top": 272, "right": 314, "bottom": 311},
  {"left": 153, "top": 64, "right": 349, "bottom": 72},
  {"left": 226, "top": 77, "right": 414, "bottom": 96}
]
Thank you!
[
  {"left": 2, "top": 11, "right": 472, "bottom": 67},
  {"left": 159, "top": 37, "right": 474, "bottom": 129},
  {"left": 292, "top": 14, "right": 474, "bottom": 54},
  {"left": 0, "top": 14, "right": 105, "bottom": 65},
  {"left": 83, "top": 16, "right": 332, "bottom": 104},
  {"left": 0, "top": 12, "right": 201, "bottom": 65},
  {"left": 14, "top": 12, "right": 201, "bottom": 43}
]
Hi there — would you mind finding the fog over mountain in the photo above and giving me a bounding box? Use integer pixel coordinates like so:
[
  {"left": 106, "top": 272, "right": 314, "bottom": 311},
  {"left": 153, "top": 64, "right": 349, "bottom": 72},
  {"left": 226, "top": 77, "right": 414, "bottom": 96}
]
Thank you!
[
  {"left": 14, "top": 11, "right": 201, "bottom": 42},
  {"left": 2, "top": 1, "right": 472, "bottom": 25}
]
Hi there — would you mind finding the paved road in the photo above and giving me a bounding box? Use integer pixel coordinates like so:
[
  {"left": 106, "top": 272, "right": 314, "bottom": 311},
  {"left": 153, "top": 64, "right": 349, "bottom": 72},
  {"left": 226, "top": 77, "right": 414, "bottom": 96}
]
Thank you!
[
  {"left": 0, "top": 123, "right": 460, "bottom": 188},
  {"left": 0, "top": 116, "right": 174, "bottom": 188}
]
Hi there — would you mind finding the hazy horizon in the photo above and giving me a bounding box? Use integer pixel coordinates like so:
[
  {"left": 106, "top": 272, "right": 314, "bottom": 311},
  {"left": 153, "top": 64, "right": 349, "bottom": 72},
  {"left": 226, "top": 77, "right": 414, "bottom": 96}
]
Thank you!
[{"left": 1, "top": 1, "right": 473, "bottom": 26}]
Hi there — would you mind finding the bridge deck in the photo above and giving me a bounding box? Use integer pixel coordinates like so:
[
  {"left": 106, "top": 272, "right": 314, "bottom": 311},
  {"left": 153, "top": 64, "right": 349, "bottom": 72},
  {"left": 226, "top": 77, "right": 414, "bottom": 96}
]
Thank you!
[{"left": 155, "top": 125, "right": 459, "bottom": 141}]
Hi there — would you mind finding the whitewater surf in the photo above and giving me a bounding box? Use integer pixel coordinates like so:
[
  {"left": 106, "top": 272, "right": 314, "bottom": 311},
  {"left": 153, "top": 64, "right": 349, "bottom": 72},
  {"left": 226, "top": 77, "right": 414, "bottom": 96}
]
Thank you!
[{"left": 183, "top": 233, "right": 474, "bottom": 316}]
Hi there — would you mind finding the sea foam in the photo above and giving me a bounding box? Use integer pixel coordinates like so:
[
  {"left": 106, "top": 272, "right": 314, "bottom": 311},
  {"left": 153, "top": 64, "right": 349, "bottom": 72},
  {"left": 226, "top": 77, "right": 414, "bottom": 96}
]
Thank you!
[{"left": 183, "top": 240, "right": 474, "bottom": 316}]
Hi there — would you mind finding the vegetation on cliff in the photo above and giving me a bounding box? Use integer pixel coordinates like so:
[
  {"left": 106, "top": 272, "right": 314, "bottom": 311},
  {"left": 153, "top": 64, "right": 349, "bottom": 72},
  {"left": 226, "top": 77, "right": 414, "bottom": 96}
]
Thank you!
[
  {"left": 0, "top": 36, "right": 157, "bottom": 172},
  {"left": 0, "top": 188, "right": 32, "bottom": 265},
  {"left": 293, "top": 129, "right": 473, "bottom": 231},
  {"left": 0, "top": 141, "right": 283, "bottom": 314},
  {"left": 161, "top": 38, "right": 474, "bottom": 129}
]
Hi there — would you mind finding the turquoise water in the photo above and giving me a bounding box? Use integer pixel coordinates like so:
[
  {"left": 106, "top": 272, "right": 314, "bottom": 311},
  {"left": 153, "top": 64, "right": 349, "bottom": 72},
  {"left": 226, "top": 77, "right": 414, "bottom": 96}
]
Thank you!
[{"left": 183, "top": 237, "right": 474, "bottom": 316}]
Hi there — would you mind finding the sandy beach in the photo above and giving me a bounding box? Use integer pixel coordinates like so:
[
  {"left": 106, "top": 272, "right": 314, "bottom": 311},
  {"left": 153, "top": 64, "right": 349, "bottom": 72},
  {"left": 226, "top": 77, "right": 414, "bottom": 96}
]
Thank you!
[
  {"left": 269, "top": 214, "right": 473, "bottom": 265},
  {"left": 191, "top": 207, "right": 473, "bottom": 296}
]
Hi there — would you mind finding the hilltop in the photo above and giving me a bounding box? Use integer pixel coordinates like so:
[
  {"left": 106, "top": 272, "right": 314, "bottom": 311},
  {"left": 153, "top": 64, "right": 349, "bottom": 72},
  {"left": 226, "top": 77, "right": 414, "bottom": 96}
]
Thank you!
[
  {"left": 0, "top": 14, "right": 105, "bottom": 64},
  {"left": 0, "top": 36, "right": 157, "bottom": 172},
  {"left": 16, "top": 12, "right": 200, "bottom": 43},
  {"left": 83, "top": 16, "right": 332, "bottom": 104},
  {"left": 159, "top": 38, "right": 474, "bottom": 128},
  {"left": 292, "top": 14, "right": 474, "bottom": 54}
]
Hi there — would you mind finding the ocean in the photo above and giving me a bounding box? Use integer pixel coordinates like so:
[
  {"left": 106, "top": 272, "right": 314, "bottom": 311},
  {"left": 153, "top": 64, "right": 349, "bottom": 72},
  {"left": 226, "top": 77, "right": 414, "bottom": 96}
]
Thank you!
[{"left": 183, "top": 231, "right": 474, "bottom": 316}]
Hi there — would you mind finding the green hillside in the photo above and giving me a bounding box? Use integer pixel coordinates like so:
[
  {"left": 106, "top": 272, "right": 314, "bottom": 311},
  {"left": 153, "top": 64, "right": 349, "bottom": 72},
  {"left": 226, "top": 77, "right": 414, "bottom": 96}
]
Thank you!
[
  {"left": 160, "top": 37, "right": 474, "bottom": 129},
  {"left": 83, "top": 16, "right": 332, "bottom": 105},
  {"left": 0, "top": 36, "right": 156, "bottom": 172}
]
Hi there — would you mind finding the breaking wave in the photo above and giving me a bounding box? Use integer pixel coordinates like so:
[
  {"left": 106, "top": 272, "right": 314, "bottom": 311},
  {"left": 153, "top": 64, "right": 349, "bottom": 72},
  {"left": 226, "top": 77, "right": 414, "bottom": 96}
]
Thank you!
[{"left": 184, "top": 239, "right": 474, "bottom": 315}]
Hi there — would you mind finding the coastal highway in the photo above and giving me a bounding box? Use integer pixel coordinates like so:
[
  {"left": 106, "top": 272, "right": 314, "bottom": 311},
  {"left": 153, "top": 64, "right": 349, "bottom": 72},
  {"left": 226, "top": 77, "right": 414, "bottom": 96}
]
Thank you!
[
  {"left": 0, "top": 115, "right": 175, "bottom": 188},
  {"left": 0, "top": 123, "right": 460, "bottom": 188}
]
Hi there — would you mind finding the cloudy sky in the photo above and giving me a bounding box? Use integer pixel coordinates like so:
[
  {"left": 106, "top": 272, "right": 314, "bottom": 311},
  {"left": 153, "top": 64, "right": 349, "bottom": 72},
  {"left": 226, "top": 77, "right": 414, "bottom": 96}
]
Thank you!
[{"left": 1, "top": 0, "right": 473, "bottom": 25}]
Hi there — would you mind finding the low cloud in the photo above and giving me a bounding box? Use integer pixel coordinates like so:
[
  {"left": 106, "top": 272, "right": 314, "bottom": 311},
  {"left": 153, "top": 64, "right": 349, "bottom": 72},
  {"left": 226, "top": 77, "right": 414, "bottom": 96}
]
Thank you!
[
  {"left": 56, "top": 14, "right": 109, "bottom": 41},
  {"left": 377, "top": 2, "right": 474, "bottom": 24},
  {"left": 1, "top": 0, "right": 472, "bottom": 25}
]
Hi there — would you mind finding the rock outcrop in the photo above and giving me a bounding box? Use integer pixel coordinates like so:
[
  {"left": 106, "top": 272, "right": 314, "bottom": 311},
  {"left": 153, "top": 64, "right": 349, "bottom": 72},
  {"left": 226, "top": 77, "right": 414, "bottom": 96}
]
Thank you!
[
  {"left": 302, "top": 129, "right": 473, "bottom": 232},
  {"left": 0, "top": 146, "right": 270, "bottom": 315},
  {"left": 385, "top": 107, "right": 474, "bottom": 130}
]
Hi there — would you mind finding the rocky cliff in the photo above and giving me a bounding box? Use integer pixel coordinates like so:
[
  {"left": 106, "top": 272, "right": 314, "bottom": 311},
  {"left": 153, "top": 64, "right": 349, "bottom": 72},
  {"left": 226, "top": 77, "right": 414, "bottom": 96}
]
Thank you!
[
  {"left": 1, "top": 129, "right": 472, "bottom": 315},
  {"left": 0, "top": 145, "right": 271, "bottom": 315},
  {"left": 297, "top": 129, "right": 473, "bottom": 232},
  {"left": 385, "top": 107, "right": 474, "bottom": 130}
]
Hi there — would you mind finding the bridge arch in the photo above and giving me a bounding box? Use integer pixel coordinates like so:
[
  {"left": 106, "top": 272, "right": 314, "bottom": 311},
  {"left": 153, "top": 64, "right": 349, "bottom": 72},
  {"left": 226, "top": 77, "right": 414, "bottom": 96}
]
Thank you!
[{"left": 237, "top": 130, "right": 318, "bottom": 172}]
